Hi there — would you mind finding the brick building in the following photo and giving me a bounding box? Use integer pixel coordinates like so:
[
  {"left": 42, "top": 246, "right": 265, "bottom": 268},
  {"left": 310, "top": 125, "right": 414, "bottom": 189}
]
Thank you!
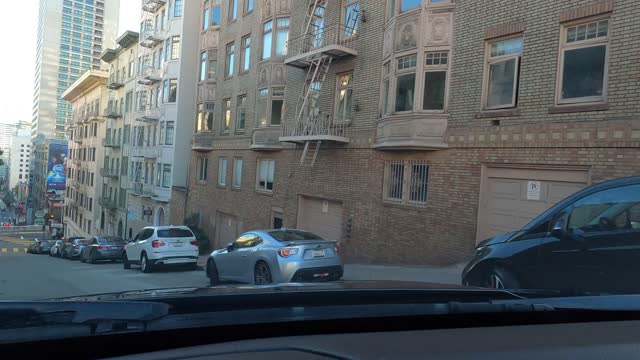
[{"left": 179, "top": 0, "right": 640, "bottom": 266}]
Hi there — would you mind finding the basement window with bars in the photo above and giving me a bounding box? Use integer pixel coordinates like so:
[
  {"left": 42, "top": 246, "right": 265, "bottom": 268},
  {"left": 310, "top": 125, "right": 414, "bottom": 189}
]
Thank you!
[{"left": 383, "top": 160, "right": 429, "bottom": 207}]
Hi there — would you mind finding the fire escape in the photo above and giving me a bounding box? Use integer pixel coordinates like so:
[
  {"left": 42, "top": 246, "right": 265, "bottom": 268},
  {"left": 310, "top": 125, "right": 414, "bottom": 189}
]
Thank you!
[{"left": 280, "top": 0, "right": 358, "bottom": 166}]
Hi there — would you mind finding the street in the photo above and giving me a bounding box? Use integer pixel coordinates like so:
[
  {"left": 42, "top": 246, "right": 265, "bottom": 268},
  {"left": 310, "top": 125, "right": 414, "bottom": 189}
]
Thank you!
[{"left": 0, "top": 237, "right": 209, "bottom": 300}]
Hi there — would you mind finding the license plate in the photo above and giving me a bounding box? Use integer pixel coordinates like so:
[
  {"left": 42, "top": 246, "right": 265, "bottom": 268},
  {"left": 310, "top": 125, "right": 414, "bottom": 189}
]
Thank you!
[
  {"left": 311, "top": 249, "right": 325, "bottom": 258},
  {"left": 172, "top": 242, "right": 183, "bottom": 247}
]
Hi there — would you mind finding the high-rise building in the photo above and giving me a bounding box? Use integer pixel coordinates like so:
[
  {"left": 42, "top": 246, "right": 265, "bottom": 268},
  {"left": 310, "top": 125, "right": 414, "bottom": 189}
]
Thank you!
[
  {"left": 31, "top": 0, "right": 120, "bottom": 140},
  {"left": 0, "top": 123, "right": 18, "bottom": 180},
  {"left": 8, "top": 130, "right": 33, "bottom": 191}
]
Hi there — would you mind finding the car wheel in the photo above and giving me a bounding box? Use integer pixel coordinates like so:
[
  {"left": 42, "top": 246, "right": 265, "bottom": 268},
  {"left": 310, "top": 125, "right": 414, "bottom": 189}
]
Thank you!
[
  {"left": 89, "top": 251, "right": 96, "bottom": 264},
  {"left": 207, "top": 259, "right": 219, "bottom": 286},
  {"left": 485, "top": 267, "right": 520, "bottom": 290},
  {"left": 140, "top": 253, "right": 153, "bottom": 273},
  {"left": 254, "top": 261, "right": 273, "bottom": 285},
  {"left": 80, "top": 252, "right": 86, "bottom": 263},
  {"left": 123, "top": 252, "right": 131, "bottom": 269}
]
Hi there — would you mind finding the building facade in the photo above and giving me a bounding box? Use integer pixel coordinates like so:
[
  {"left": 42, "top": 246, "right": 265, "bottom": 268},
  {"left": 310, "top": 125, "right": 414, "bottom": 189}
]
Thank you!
[
  {"left": 8, "top": 130, "right": 33, "bottom": 191},
  {"left": 125, "top": 0, "right": 199, "bottom": 236},
  {"left": 32, "top": 0, "right": 120, "bottom": 140},
  {"left": 181, "top": 0, "right": 640, "bottom": 266},
  {"left": 62, "top": 70, "right": 109, "bottom": 238},
  {"left": 100, "top": 31, "right": 140, "bottom": 238}
]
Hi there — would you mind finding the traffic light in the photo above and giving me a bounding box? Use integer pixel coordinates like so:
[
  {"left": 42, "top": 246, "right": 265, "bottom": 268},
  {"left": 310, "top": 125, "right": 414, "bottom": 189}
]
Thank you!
[{"left": 49, "top": 213, "right": 55, "bottom": 219}]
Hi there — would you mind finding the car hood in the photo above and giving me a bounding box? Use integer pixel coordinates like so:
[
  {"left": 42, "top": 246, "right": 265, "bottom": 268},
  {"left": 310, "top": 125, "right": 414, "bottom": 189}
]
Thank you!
[
  {"left": 476, "top": 230, "right": 522, "bottom": 248},
  {"left": 49, "top": 281, "right": 468, "bottom": 301}
]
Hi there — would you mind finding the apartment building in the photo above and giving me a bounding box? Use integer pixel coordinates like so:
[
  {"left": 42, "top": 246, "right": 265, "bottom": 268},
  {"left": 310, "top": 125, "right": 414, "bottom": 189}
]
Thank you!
[
  {"left": 182, "top": 0, "right": 639, "bottom": 266},
  {"left": 32, "top": 0, "right": 120, "bottom": 140},
  {"left": 61, "top": 70, "right": 109, "bottom": 238},
  {"left": 100, "top": 31, "right": 140, "bottom": 238},
  {"left": 8, "top": 130, "right": 33, "bottom": 190},
  {"left": 126, "top": 0, "right": 199, "bottom": 236}
]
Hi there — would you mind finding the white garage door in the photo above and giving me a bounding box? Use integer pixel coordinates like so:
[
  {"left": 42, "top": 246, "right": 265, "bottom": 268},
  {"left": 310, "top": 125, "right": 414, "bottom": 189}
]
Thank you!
[
  {"left": 476, "top": 167, "right": 589, "bottom": 242},
  {"left": 297, "top": 196, "right": 343, "bottom": 241}
]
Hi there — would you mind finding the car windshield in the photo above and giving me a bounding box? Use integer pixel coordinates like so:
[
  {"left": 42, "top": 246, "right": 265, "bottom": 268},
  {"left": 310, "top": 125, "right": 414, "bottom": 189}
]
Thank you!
[
  {"left": 1, "top": 0, "right": 639, "bottom": 343},
  {"left": 269, "top": 230, "right": 325, "bottom": 242}
]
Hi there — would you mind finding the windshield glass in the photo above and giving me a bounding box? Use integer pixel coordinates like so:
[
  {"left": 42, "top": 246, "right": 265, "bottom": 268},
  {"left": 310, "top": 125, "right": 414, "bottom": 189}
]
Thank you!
[{"left": 1, "top": 0, "right": 639, "bottom": 340}]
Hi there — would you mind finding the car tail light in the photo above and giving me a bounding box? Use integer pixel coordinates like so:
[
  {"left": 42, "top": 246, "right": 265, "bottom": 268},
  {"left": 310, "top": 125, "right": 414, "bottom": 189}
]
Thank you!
[
  {"left": 277, "top": 247, "right": 299, "bottom": 258},
  {"left": 73, "top": 245, "right": 79, "bottom": 249},
  {"left": 190, "top": 240, "right": 198, "bottom": 246},
  {"left": 96, "top": 246, "right": 108, "bottom": 250},
  {"left": 151, "top": 240, "right": 166, "bottom": 248},
  {"left": 335, "top": 245, "right": 342, "bottom": 255}
]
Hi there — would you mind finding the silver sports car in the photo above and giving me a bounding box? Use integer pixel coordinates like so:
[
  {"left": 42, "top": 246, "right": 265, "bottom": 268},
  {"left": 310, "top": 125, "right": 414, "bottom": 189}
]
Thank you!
[{"left": 206, "top": 229, "right": 343, "bottom": 285}]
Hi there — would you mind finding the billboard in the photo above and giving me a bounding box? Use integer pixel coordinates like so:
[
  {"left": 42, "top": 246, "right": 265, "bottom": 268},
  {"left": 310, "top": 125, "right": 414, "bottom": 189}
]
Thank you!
[{"left": 46, "top": 143, "right": 68, "bottom": 193}]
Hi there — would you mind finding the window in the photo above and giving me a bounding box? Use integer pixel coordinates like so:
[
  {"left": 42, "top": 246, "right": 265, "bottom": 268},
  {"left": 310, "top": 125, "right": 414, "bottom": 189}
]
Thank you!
[
  {"left": 395, "top": 54, "right": 417, "bottom": 112},
  {"left": 271, "top": 87, "right": 284, "bottom": 125},
  {"left": 197, "top": 157, "right": 208, "bottom": 182},
  {"left": 225, "top": 42, "right": 235, "bottom": 77},
  {"left": 218, "top": 158, "right": 227, "bottom": 186},
  {"left": 257, "top": 159, "right": 275, "bottom": 192},
  {"left": 400, "top": 0, "right": 419, "bottom": 12},
  {"left": 196, "top": 102, "right": 215, "bottom": 131},
  {"left": 223, "top": 99, "right": 231, "bottom": 132},
  {"left": 558, "top": 19, "right": 609, "bottom": 103},
  {"left": 165, "top": 38, "right": 171, "bottom": 59},
  {"left": 229, "top": 0, "right": 238, "bottom": 21},
  {"left": 343, "top": 0, "right": 359, "bottom": 38},
  {"left": 162, "top": 164, "right": 171, "bottom": 187},
  {"left": 568, "top": 185, "right": 640, "bottom": 234},
  {"left": 166, "top": 79, "right": 177, "bottom": 103},
  {"left": 382, "top": 62, "right": 391, "bottom": 115},
  {"left": 170, "top": 36, "right": 180, "bottom": 60},
  {"left": 484, "top": 37, "right": 522, "bottom": 109},
  {"left": 211, "top": 5, "right": 221, "bottom": 26},
  {"left": 203, "top": 1, "right": 210, "bottom": 30},
  {"left": 240, "top": 35, "right": 251, "bottom": 73},
  {"left": 165, "top": 121, "right": 174, "bottom": 145},
  {"left": 246, "top": 0, "right": 254, "bottom": 13},
  {"left": 173, "top": 0, "right": 183, "bottom": 17},
  {"left": 208, "top": 49, "right": 218, "bottom": 79},
  {"left": 275, "top": 18, "right": 289, "bottom": 56},
  {"left": 423, "top": 51, "right": 448, "bottom": 111},
  {"left": 200, "top": 52, "right": 207, "bottom": 81},
  {"left": 236, "top": 95, "right": 247, "bottom": 130},
  {"left": 233, "top": 158, "right": 243, "bottom": 188},
  {"left": 336, "top": 73, "right": 353, "bottom": 120},
  {"left": 383, "top": 160, "right": 429, "bottom": 207},
  {"left": 262, "top": 21, "right": 273, "bottom": 60}
]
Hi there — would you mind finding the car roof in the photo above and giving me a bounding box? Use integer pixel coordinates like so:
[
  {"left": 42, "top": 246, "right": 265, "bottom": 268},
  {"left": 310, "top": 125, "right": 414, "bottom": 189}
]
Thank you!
[
  {"left": 246, "top": 229, "right": 316, "bottom": 236},
  {"left": 522, "top": 176, "right": 640, "bottom": 231},
  {"left": 143, "top": 225, "right": 191, "bottom": 230}
]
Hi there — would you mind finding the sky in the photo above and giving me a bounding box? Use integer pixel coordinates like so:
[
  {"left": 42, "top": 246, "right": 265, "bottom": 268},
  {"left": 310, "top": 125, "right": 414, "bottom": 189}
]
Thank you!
[{"left": 0, "top": 0, "right": 140, "bottom": 125}]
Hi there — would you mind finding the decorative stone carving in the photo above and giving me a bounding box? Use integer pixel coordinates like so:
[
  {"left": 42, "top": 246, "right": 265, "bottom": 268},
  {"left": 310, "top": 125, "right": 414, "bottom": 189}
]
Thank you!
[
  {"left": 383, "top": 26, "right": 394, "bottom": 58},
  {"left": 258, "top": 63, "right": 270, "bottom": 87},
  {"left": 275, "top": 0, "right": 289, "bottom": 14},
  {"left": 271, "top": 64, "right": 286, "bottom": 85},
  {"left": 424, "top": 12, "right": 452, "bottom": 47},
  {"left": 395, "top": 17, "right": 418, "bottom": 51},
  {"left": 263, "top": 0, "right": 272, "bottom": 19}
]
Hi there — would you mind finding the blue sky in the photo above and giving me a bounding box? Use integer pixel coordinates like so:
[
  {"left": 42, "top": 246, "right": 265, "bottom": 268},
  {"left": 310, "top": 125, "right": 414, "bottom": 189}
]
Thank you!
[{"left": 0, "top": 0, "right": 140, "bottom": 125}]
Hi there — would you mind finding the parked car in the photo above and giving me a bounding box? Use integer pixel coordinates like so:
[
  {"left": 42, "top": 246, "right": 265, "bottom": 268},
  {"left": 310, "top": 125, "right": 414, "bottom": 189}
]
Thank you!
[
  {"left": 49, "top": 240, "right": 63, "bottom": 257},
  {"left": 61, "top": 237, "right": 87, "bottom": 259},
  {"left": 27, "top": 239, "right": 51, "bottom": 254},
  {"left": 462, "top": 176, "right": 640, "bottom": 295},
  {"left": 80, "top": 236, "right": 125, "bottom": 263},
  {"left": 123, "top": 226, "right": 199, "bottom": 273},
  {"left": 206, "top": 229, "right": 343, "bottom": 286}
]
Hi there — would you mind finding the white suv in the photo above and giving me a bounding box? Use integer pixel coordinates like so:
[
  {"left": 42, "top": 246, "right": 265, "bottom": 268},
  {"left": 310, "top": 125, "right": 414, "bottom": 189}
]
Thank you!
[{"left": 123, "top": 226, "right": 199, "bottom": 273}]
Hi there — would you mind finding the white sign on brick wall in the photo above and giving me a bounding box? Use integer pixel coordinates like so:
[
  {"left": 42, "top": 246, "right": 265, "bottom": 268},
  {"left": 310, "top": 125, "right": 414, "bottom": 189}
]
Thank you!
[{"left": 527, "top": 181, "right": 542, "bottom": 200}]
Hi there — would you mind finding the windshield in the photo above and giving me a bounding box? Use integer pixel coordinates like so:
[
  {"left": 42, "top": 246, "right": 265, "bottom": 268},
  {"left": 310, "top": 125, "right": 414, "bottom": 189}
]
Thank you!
[{"left": 1, "top": 0, "right": 639, "bottom": 341}]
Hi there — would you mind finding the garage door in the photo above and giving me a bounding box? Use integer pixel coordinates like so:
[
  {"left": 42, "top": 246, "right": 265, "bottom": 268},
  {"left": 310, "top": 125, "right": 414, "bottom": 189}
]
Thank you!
[
  {"left": 476, "top": 167, "right": 589, "bottom": 242},
  {"left": 216, "top": 212, "right": 239, "bottom": 249},
  {"left": 297, "top": 196, "right": 343, "bottom": 241}
]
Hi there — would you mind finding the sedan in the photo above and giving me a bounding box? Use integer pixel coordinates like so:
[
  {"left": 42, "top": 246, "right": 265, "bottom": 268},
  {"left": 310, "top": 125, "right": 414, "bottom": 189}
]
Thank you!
[
  {"left": 49, "top": 240, "right": 63, "bottom": 257},
  {"left": 62, "top": 237, "right": 87, "bottom": 259},
  {"left": 81, "top": 236, "right": 126, "bottom": 263},
  {"left": 206, "top": 229, "right": 343, "bottom": 286},
  {"left": 27, "top": 240, "right": 50, "bottom": 254}
]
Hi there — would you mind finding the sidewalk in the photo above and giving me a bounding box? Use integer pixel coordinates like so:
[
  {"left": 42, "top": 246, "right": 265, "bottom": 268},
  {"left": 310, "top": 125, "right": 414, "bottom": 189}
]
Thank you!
[{"left": 198, "top": 255, "right": 464, "bottom": 285}]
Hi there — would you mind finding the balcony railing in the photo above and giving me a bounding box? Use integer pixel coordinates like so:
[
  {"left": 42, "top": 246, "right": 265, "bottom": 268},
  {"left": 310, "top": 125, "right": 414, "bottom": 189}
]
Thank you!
[
  {"left": 107, "top": 75, "right": 124, "bottom": 89},
  {"left": 131, "top": 147, "right": 161, "bottom": 159},
  {"left": 280, "top": 113, "right": 349, "bottom": 143},
  {"left": 140, "top": 29, "right": 162, "bottom": 48},
  {"left": 102, "top": 137, "right": 121, "bottom": 148},
  {"left": 142, "top": 0, "right": 166, "bottom": 12},
  {"left": 285, "top": 25, "right": 358, "bottom": 68},
  {"left": 138, "top": 67, "right": 161, "bottom": 85},
  {"left": 98, "top": 197, "right": 118, "bottom": 209},
  {"left": 136, "top": 107, "right": 160, "bottom": 122},
  {"left": 99, "top": 168, "right": 119, "bottom": 178},
  {"left": 251, "top": 128, "right": 283, "bottom": 150},
  {"left": 104, "top": 106, "right": 122, "bottom": 118}
]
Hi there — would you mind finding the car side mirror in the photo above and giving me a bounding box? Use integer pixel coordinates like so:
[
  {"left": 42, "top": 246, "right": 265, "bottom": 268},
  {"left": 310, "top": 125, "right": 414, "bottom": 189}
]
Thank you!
[
  {"left": 550, "top": 219, "right": 566, "bottom": 239},
  {"left": 226, "top": 243, "right": 234, "bottom": 251}
]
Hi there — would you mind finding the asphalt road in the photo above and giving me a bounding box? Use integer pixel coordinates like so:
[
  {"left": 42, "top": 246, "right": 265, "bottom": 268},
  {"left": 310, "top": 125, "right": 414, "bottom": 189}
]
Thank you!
[{"left": 0, "top": 237, "right": 209, "bottom": 300}]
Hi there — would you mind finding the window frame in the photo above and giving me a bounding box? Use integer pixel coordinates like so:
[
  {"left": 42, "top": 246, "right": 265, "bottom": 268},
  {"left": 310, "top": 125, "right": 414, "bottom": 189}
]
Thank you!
[
  {"left": 197, "top": 156, "right": 208, "bottom": 182},
  {"left": 232, "top": 157, "right": 243, "bottom": 188},
  {"left": 342, "top": 0, "right": 360, "bottom": 39},
  {"left": 222, "top": 98, "right": 232, "bottom": 133},
  {"left": 236, "top": 94, "right": 247, "bottom": 131},
  {"left": 218, "top": 157, "right": 228, "bottom": 186},
  {"left": 229, "top": 0, "right": 238, "bottom": 22},
  {"left": 556, "top": 16, "right": 610, "bottom": 105},
  {"left": 240, "top": 34, "right": 251, "bottom": 73},
  {"left": 170, "top": 35, "right": 180, "bottom": 60},
  {"left": 382, "top": 159, "right": 430, "bottom": 207},
  {"left": 225, "top": 42, "right": 235, "bottom": 78},
  {"left": 261, "top": 20, "right": 273, "bottom": 60},
  {"left": 482, "top": 35, "right": 523, "bottom": 110},
  {"left": 394, "top": 53, "right": 417, "bottom": 113},
  {"left": 334, "top": 72, "right": 354, "bottom": 121},
  {"left": 256, "top": 159, "right": 275, "bottom": 193},
  {"left": 422, "top": 51, "right": 449, "bottom": 112}
]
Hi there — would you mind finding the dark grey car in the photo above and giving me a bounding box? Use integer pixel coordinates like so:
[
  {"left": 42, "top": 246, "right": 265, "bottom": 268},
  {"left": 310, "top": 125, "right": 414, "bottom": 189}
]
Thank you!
[
  {"left": 80, "top": 236, "right": 126, "bottom": 263},
  {"left": 61, "top": 237, "right": 87, "bottom": 259}
]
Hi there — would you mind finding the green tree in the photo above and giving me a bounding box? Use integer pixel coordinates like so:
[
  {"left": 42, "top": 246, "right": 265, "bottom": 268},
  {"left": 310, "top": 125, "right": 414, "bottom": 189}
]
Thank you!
[{"left": 185, "top": 214, "right": 211, "bottom": 254}]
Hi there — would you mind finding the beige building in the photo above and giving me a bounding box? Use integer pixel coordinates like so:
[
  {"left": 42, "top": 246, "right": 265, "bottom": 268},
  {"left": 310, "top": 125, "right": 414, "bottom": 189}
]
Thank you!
[
  {"left": 62, "top": 70, "right": 109, "bottom": 238},
  {"left": 100, "top": 31, "right": 140, "bottom": 238}
]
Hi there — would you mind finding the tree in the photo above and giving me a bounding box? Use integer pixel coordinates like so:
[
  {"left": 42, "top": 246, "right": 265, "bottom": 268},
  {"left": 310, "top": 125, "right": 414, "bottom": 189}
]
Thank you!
[{"left": 185, "top": 214, "right": 210, "bottom": 254}]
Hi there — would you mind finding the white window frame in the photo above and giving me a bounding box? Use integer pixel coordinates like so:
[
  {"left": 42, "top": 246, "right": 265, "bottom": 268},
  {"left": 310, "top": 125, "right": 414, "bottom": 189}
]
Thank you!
[
  {"left": 218, "top": 158, "right": 227, "bottom": 186},
  {"left": 394, "top": 53, "right": 417, "bottom": 113},
  {"left": 422, "top": 51, "right": 449, "bottom": 112},
  {"left": 256, "top": 159, "right": 275, "bottom": 193},
  {"left": 482, "top": 36, "right": 522, "bottom": 110},
  {"left": 382, "top": 159, "right": 429, "bottom": 207},
  {"left": 240, "top": 35, "right": 251, "bottom": 73},
  {"left": 232, "top": 157, "right": 243, "bottom": 188},
  {"left": 556, "top": 17, "right": 610, "bottom": 105}
]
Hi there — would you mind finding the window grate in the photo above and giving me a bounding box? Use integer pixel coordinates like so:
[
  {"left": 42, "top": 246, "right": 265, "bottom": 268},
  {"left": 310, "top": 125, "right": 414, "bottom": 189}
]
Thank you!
[{"left": 383, "top": 160, "right": 429, "bottom": 207}]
